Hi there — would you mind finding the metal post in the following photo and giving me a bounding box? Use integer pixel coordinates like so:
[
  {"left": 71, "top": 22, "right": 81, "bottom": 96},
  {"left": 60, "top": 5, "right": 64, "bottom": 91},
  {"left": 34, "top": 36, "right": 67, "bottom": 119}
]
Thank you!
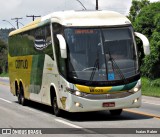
[
  {"left": 26, "top": 15, "right": 41, "bottom": 21},
  {"left": 11, "top": 18, "right": 23, "bottom": 29}
]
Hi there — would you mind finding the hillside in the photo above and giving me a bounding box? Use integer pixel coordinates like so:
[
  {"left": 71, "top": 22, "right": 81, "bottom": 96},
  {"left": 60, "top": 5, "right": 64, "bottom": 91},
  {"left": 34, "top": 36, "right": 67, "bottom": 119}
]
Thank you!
[{"left": 0, "top": 28, "right": 14, "bottom": 43}]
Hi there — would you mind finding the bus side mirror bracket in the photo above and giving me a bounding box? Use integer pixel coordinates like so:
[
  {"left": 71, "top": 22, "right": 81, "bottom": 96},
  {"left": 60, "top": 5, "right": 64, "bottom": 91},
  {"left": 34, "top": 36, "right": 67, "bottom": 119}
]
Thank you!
[
  {"left": 57, "top": 34, "right": 67, "bottom": 58},
  {"left": 135, "top": 32, "right": 150, "bottom": 55}
]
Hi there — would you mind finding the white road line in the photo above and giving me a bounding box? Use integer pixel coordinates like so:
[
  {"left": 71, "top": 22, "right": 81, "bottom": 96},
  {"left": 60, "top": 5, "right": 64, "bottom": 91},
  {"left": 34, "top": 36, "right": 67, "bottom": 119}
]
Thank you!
[
  {"left": 143, "top": 101, "right": 160, "bottom": 106},
  {"left": 55, "top": 119, "right": 96, "bottom": 134},
  {"left": 55, "top": 119, "right": 82, "bottom": 128},
  {"left": 0, "top": 98, "right": 12, "bottom": 103}
]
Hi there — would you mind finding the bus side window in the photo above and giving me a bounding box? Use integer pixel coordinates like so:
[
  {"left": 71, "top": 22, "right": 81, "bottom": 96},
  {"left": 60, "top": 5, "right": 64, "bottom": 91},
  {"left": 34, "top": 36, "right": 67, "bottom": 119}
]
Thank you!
[
  {"left": 44, "top": 25, "right": 54, "bottom": 60},
  {"left": 34, "top": 27, "right": 46, "bottom": 51}
]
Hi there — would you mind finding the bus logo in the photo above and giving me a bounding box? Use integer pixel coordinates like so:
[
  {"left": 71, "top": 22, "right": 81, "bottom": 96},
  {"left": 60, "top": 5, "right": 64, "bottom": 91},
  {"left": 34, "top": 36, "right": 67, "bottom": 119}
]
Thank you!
[{"left": 15, "top": 59, "right": 28, "bottom": 69}]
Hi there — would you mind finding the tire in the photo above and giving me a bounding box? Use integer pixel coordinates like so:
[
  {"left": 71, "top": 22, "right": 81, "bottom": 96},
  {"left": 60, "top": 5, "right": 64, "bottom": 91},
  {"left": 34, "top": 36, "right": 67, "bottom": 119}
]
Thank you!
[
  {"left": 19, "top": 85, "right": 27, "bottom": 106},
  {"left": 52, "top": 96, "right": 61, "bottom": 117},
  {"left": 17, "top": 93, "right": 21, "bottom": 104},
  {"left": 15, "top": 83, "right": 21, "bottom": 104},
  {"left": 109, "top": 109, "right": 123, "bottom": 116}
]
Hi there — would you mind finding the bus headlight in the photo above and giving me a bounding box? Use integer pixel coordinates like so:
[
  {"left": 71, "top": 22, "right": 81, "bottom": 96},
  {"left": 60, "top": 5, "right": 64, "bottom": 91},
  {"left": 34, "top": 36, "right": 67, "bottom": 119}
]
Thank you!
[
  {"left": 128, "top": 81, "right": 141, "bottom": 93},
  {"left": 66, "top": 87, "right": 86, "bottom": 97}
]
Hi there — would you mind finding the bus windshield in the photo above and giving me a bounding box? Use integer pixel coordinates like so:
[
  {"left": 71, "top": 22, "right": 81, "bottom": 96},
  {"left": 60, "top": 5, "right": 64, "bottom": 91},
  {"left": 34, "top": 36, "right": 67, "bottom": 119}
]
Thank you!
[{"left": 64, "top": 27, "right": 139, "bottom": 82}]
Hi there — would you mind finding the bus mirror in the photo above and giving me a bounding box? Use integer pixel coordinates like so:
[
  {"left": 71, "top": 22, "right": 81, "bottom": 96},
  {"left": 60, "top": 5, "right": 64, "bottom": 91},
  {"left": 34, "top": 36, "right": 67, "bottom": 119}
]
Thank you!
[
  {"left": 135, "top": 32, "right": 150, "bottom": 55},
  {"left": 56, "top": 34, "right": 67, "bottom": 58}
]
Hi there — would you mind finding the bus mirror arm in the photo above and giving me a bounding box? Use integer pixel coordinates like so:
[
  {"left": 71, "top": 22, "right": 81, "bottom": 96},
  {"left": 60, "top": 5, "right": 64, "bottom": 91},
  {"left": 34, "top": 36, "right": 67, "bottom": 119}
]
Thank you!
[
  {"left": 135, "top": 32, "right": 150, "bottom": 55},
  {"left": 57, "top": 34, "right": 67, "bottom": 58}
]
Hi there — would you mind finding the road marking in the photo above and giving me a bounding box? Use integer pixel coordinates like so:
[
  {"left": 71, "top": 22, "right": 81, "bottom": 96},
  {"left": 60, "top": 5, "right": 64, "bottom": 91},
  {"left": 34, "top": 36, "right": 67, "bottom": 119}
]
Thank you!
[
  {"left": 55, "top": 119, "right": 96, "bottom": 134},
  {"left": 143, "top": 101, "right": 160, "bottom": 106},
  {"left": 0, "top": 98, "right": 12, "bottom": 104},
  {"left": 55, "top": 119, "right": 83, "bottom": 128},
  {"left": 124, "top": 109, "right": 160, "bottom": 120}
]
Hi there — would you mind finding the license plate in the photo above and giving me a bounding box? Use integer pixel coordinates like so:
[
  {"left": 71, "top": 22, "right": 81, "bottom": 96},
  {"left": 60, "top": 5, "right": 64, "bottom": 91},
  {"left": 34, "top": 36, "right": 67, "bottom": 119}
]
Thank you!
[{"left": 103, "top": 102, "right": 115, "bottom": 107}]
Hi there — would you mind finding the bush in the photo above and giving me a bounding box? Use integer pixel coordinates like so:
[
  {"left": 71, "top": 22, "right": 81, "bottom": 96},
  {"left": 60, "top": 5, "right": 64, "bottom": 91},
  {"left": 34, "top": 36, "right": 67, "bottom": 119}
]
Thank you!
[{"left": 151, "top": 79, "right": 160, "bottom": 87}]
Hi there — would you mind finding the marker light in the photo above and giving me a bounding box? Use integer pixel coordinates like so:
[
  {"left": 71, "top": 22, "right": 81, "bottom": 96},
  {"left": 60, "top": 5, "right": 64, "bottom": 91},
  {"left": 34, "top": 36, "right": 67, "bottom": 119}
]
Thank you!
[
  {"left": 134, "top": 98, "right": 138, "bottom": 103},
  {"left": 75, "top": 102, "right": 80, "bottom": 107},
  {"left": 75, "top": 102, "right": 83, "bottom": 108},
  {"left": 133, "top": 98, "right": 139, "bottom": 104}
]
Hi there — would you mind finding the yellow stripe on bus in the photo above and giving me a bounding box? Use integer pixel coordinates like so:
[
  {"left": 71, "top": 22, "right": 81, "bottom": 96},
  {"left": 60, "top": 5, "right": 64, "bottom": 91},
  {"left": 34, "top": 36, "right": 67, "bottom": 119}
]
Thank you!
[
  {"left": 75, "top": 84, "right": 112, "bottom": 94},
  {"left": 9, "top": 18, "right": 41, "bottom": 36}
]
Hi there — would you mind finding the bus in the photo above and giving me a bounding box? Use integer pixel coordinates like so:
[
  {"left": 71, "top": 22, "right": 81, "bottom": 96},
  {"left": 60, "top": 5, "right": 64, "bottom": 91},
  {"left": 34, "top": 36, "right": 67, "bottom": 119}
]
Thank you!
[{"left": 8, "top": 10, "right": 150, "bottom": 116}]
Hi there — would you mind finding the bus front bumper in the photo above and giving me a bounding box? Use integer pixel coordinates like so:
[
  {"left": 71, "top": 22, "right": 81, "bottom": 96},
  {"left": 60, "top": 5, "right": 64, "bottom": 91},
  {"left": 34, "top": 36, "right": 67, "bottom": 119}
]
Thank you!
[{"left": 66, "top": 90, "right": 141, "bottom": 112}]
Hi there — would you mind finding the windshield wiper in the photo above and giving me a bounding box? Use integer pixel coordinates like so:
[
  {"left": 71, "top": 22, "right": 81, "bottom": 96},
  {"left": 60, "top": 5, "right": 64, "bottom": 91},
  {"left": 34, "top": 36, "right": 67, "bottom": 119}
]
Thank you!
[
  {"left": 106, "top": 49, "right": 128, "bottom": 84},
  {"left": 89, "top": 52, "right": 99, "bottom": 81}
]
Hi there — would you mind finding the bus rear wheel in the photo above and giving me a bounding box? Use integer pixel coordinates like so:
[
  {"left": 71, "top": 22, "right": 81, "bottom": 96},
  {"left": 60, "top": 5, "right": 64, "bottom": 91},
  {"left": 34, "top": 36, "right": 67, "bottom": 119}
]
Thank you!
[
  {"left": 17, "top": 93, "right": 21, "bottom": 104},
  {"left": 109, "top": 109, "right": 122, "bottom": 116},
  {"left": 19, "top": 84, "right": 27, "bottom": 106}
]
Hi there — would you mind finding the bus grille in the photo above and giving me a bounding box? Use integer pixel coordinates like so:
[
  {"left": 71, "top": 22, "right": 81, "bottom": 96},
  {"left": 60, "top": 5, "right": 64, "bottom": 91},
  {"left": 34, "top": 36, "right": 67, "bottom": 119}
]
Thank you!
[{"left": 83, "top": 91, "right": 133, "bottom": 100}]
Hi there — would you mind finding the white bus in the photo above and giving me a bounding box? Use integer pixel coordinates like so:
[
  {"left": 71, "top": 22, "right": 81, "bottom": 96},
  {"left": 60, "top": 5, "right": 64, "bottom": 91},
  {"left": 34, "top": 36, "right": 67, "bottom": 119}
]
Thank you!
[{"left": 8, "top": 10, "right": 150, "bottom": 116}]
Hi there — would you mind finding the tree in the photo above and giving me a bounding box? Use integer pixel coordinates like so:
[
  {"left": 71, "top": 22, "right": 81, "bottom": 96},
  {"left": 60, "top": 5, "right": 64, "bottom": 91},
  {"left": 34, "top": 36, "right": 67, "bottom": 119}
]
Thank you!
[
  {"left": 128, "top": 0, "right": 150, "bottom": 23},
  {"left": 129, "top": 1, "right": 160, "bottom": 79},
  {"left": 128, "top": 0, "right": 150, "bottom": 65},
  {"left": 0, "top": 38, "right": 8, "bottom": 73},
  {"left": 141, "top": 13, "right": 160, "bottom": 78}
]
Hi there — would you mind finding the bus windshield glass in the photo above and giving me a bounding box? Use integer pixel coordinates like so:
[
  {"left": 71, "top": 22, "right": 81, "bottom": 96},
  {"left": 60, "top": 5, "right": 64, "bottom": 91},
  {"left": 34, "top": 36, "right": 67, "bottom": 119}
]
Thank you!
[{"left": 64, "top": 27, "right": 139, "bottom": 82}]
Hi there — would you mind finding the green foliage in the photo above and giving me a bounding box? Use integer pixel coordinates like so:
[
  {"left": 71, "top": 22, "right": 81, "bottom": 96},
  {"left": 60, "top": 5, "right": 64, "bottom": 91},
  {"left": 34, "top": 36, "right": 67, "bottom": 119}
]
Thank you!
[
  {"left": 0, "top": 38, "right": 8, "bottom": 73},
  {"left": 151, "top": 78, "right": 160, "bottom": 87},
  {"left": 0, "top": 39, "right": 6, "bottom": 50},
  {"left": 141, "top": 31, "right": 160, "bottom": 78},
  {"left": 0, "top": 28, "right": 14, "bottom": 43},
  {"left": 128, "top": 0, "right": 150, "bottom": 22},
  {"left": 141, "top": 77, "right": 160, "bottom": 97},
  {"left": 0, "top": 72, "right": 9, "bottom": 77},
  {"left": 129, "top": 1, "right": 160, "bottom": 79},
  {"left": 0, "top": 28, "right": 14, "bottom": 74}
]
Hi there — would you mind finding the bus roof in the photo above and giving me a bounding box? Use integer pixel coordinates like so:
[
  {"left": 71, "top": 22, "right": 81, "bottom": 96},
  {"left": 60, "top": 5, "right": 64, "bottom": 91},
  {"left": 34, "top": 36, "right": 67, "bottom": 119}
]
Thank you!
[{"left": 9, "top": 10, "right": 131, "bottom": 36}]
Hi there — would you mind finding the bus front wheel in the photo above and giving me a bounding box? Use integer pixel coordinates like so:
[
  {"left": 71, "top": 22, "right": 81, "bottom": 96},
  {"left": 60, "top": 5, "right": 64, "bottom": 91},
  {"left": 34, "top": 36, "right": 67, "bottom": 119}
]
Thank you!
[
  {"left": 109, "top": 109, "right": 123, "bottom": 116},
  {"left": 52, "top": 96, "right": 61, "bottom": 117}
]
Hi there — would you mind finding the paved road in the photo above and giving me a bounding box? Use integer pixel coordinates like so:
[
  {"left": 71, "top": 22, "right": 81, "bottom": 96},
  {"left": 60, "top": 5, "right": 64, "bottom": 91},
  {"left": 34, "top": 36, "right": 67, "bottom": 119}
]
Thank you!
[{"left": 0, "top": 77, "right": 160, "bottom": 137}]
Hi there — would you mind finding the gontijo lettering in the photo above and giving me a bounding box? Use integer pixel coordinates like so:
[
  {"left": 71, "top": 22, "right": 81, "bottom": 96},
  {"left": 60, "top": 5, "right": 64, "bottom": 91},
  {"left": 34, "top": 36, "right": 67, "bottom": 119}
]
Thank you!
[{"left": 15, "top": 59, "right": 28, "bottom": 69}]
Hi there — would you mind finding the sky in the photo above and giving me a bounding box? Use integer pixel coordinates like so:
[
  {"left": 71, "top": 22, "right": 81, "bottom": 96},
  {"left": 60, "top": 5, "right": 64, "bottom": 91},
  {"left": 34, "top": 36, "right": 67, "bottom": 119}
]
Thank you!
[{"left": 0, "top": 0, "right": 159, "bottom": 29}]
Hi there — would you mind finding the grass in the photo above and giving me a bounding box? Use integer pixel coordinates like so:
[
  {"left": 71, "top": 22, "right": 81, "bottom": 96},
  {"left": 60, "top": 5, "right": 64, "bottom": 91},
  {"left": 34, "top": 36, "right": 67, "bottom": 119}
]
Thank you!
[
  {"left": 0, "top": 72, "right": 9, "bottom": 77},
  {"left": 141, "top": 77, "right": 160, "bottom": 97}
]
